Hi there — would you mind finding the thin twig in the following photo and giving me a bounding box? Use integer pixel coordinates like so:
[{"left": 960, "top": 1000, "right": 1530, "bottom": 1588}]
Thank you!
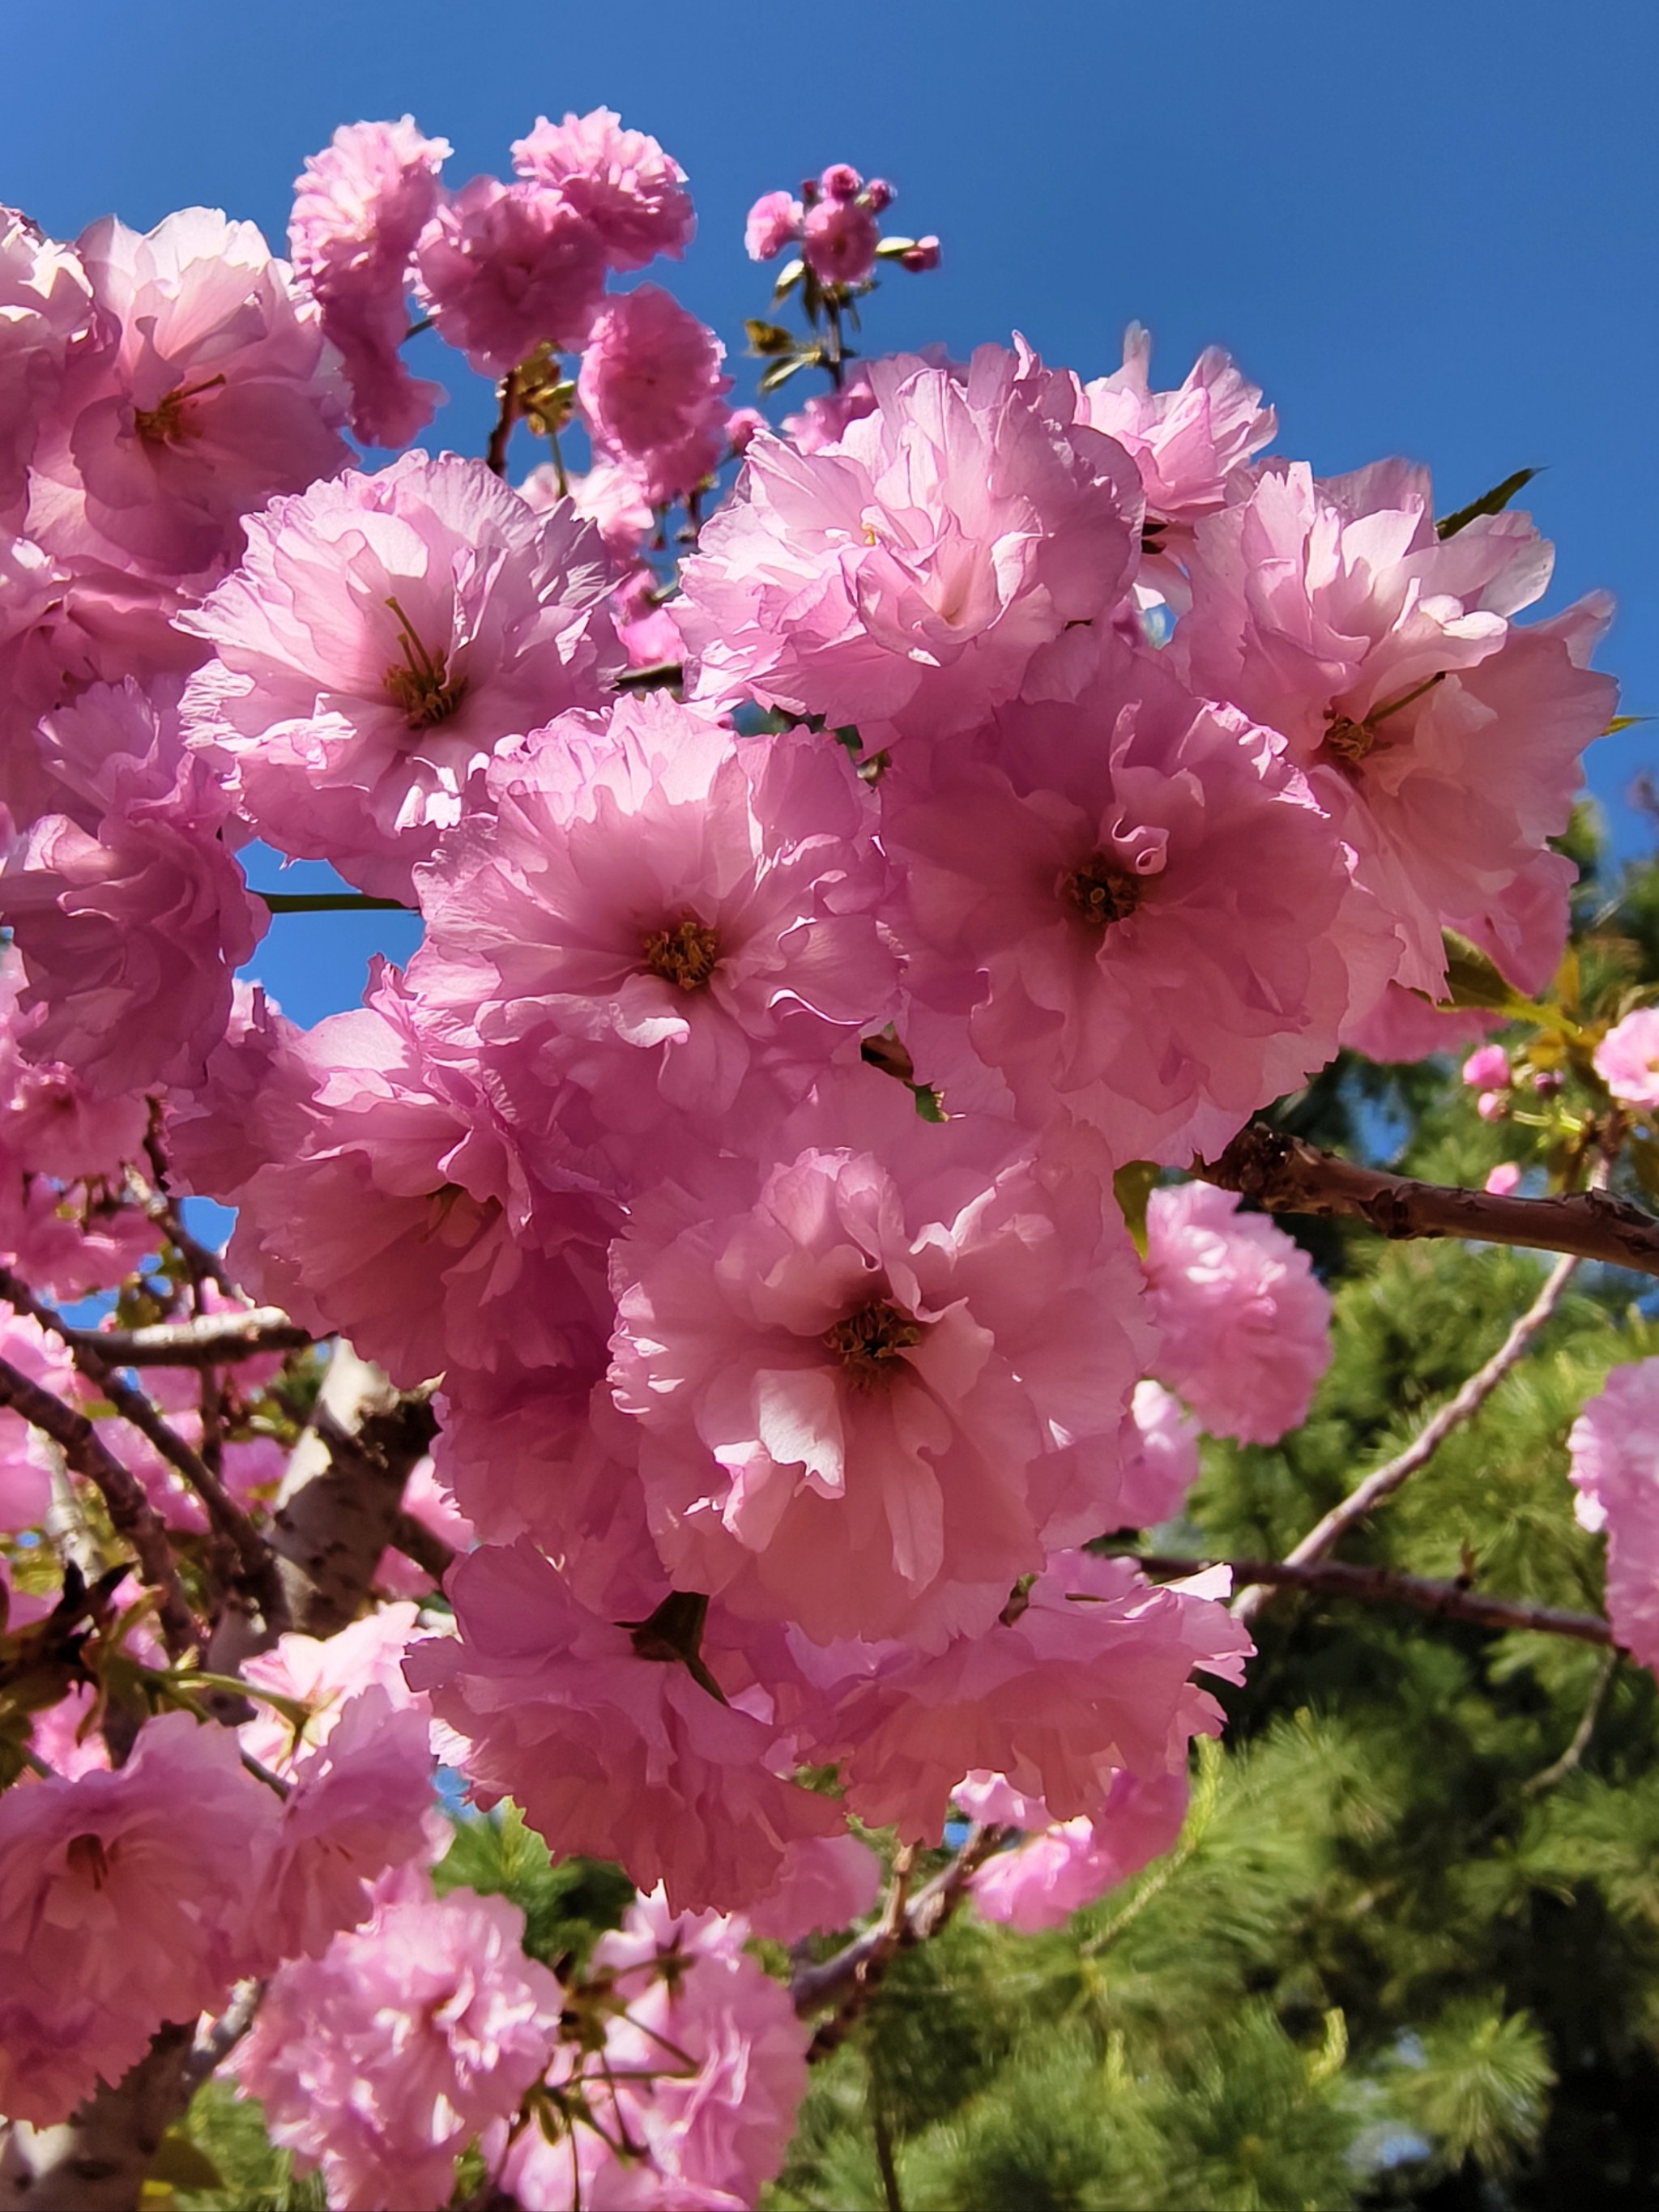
[
  {"left": 1133, "top": 1554, "right": 1613, "bottom": 1646},
  {"left": 485, "top": 377, "right": 520, "bottom": 476},
  {"left": 0, "top": 1267, "right": 289, "bottom": 1637},
  {"left": 1518, "top": 1647, "right": 1620, "bottom": 1801},
  {"left": 72, "top": 1308, "right": 313, "bottom": 1367},
  {"left": 1198, "top": 1122, "right": 1659, "bottom": 1280},
  {"left": 1230, "top": 1245, "right": 1581, "bottom": 1626},
  {"left": 129, "top": 1149, "right": 232, "bottom": 1295},
  {"left": 0, "top": 1353, "right": 194, "bottom": 1656},
  {"left": 795, "top": 1828, "right": 1011, "bottom": 2055}
]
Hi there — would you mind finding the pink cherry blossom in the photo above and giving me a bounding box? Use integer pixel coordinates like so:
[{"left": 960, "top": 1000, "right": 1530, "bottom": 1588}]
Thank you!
[
  {"left": 1080, "top": 324, "right": 1275, "bottom": 533},
  {"left": 0, "top": 1310, "right": 75, "bottom": 1532},
  {"left": 289, "top": 117, "right": 450, "bottom": 447},
  {"left": 609, "top": 1070, "right": 1149, "bottom": 1647},
  {"left": 0, "top": 680, "right": 267, "bottom": 1096},
  {"left": 1485, "top": 1161, "right": 1523, "bottom": 1196},
  {"left": 0, "top": 207, "right": 92, "bottom": 525},
  {"left": 408, "top": 701, "right": 899, "bottom": 1174},
  {"left": 0, "top": 1711, "right": 278, "bottom": 2124},
  {"left": 1342, "top": 982, "right": 1496, "bottom": 1067},
  {"left": 408, "top": 1541, "right": 839, "bottom": 1912},
  {"left": 797, "top": 1551, "right": 1249, "bottom": 1843},
  {"left": 178, "top": 450, "right": 621, "bottom": 897},
  {"left": 1462, "top": 1043, "right": 1511, "bottom": 1090},
  {"left": 28, "top": 208, "right": 350, "bottom": 581},
  {"left": 165, "top": 978, "right": 307, "bottom": 1206},
  {"left": 376, "top": 1455, "right": 477, "bottom": 1596},
  {"left": 675, "top": 345, "right": 1144, "bottom": 751},
  {"left": 503, "top": 1889, "right": 809, "bottom": 2210},
  {"left": 227, "top": 961, "right": 619, "bottom": 1392},
  {"left": 1594, "top": 1008, "right": 1659, "bottom": 1111},
  {"left": 885, "top": 634, "right": 1358, "bottom": 1163},
  {"left": 1568, "top": 1359, "right": 1659, "bottom": 1672},
  {"left": 578, "top": 286, "right": 732, "bottom": 504},
  {"left": 744, "top": 190, "right": 804, "bottom": 262},
  {"left": 1115, "top": 1379, "right": 1201, "bottom": 1530},
  {"left": 523, "top": 452, "right": 655, "bottom": 559},
  {"left": 966, "top": 1767, "right": 1188, "bottom": 1932},
  {"left": 746, "top": 1831, "right": 884, "bottom": 1942},
  {"left": 1176, "top": 463, "right": 1615, "bottom": 999},
  {"left": 413, "top": 175, "right": 607, "bottom": 377},
  {"left": 511, "top": 109, "right": 694, "bottom": 270},
  {"left": 802, "top": 195, "right": 881, "bottom": 287},
  {"left": 1144, "top": 1183, "right": 1332, "bottom": 1446},
  {"left": 232, "top": 1874, "right": 562, "bottom": 2212},
  {"left": 781, "top": 364, "right": 878, "bottom": 453}
]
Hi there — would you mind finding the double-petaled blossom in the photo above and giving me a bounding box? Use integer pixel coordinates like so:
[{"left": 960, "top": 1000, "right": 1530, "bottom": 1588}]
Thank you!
[
  {"left": 791, "top": 1554, "right": 1248, "bottom": 1843},
  {"left": 1175, "top": 461, "right": 1616, "bottom": 999},
  {"left": 1568, "top": 1359, "right": 1659, "bottom": 1673},
  {"left": 0, "top": 1311, "right": 74, "bottom": 1532},
  {"left": 408, "top": 699, "right": 900, "bottom": 1177},
  {"left": 413, "top": 176, "right": 607, "bottom": 377},
  {"left": 0, "top": 1712, "right": 279, "bottom": 2123},
  {"left": 1595, "top": 1009, "right": 1659, "bottom": 1112},
  {"left": 1080, "top": 325, "right": 1275, "bottom": 539},
  {"left": 178, "top": 451, "right": 621, "bottom": 897},
  {"left": 1115, "top": 1379, "right": 1201, "bottom": 1530},
  {"left": 578, "top": 285, "right": 732, "bottom": 505},
  {"left": 0, "top": 679, "right": 266, "bottom": 1095},
  {"left": 231, "top": 1873, "right": 563, "bottom": 2212},
  {"left": 608, "top": 1070, "right": 1149, "bottom": 1647},
  {"left": 226, "top": 961, "right": 619, "bottom": 1392},
  {"left": 886, "top": 635, "right": 1362, "bottom": 1162},
  {"left": 1143, "top": 1181, "right": 1332, "bottom": 1445},
  {"left": 501, "top": 1890, "right": 810, "bottom": 2211},
  {"left": 511, "top": 109, "right": 694, "bottom": 270},
  {"left": 675, "top": 345, "right": 1144, "bottom": 749},
  {"left": 745, "top": 1831, "right": 884, "bottom": 1942},
  {"left": 289, "top": 117, "right": 450, "bottom": 448},
  {"left": 0, "top": 207, "right": 91, "bottom": 526},
  {"left": 962, "top": 1765, "right": 1188, "bottom": 1932},
  {"left": 28, "top": 209, "right": 350, "bottom": 581},
  {"left": 407, "top": 1540, "right": 840, "bottom": 1912}
]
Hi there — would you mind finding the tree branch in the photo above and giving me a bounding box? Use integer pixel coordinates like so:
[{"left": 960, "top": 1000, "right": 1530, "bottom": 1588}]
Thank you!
[
  {"left": 1198, "top": 1123, "right": 1659, "bottom": 1278},
  {"left": 1134, "top": 1555, "right": 1614, "bottom": 1646},
  {"left": 388, "top": 1508, "right": 456, "bottom": 1586},
  {"left": 1230, "top": 1244, "right": 1581, "bottom": 1626},
  {"left": 0, "top": 2026, "right": 196, "bottom": 2212},
  {"left": 0, "top": 1267, "right": 288, "bottom": 1639},
  {"left": 793, "top": 1827, "right": 1011, "bottom": 2056},
  {"left": 0, "top": 1353, "right": 194, "bottom": 1658},
  {"left": 68, "top": 1307, "right": 313, "bottom": 1368}
]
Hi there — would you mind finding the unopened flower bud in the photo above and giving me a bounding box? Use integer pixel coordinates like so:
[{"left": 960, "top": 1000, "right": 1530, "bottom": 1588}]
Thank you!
[
  {"left": 820, "top": 164, "right": 861, "bottom": 202},
  {"left": 899, "top": 235, "right": 941, "bottom": 273},
  {"left": 862, "top": 178, "right": 894, "bottom": 212}
]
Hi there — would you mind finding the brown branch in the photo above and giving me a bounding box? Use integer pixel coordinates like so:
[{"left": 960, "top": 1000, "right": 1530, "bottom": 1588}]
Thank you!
[
  {"left": 0, "top": 1267, "right": 288, "bottom": 1639},
  {"left": 1230, "top": 1244, "right": 1581, "bottom": 1626},
  {"left": 1135, "top": 1554, "right": 1614, "bottom": 1646},
  {"left": 0, "top": 2024, "right": 196, "bottom": 2211},
  {"left": 1198, "top": 1123, "right": 1659, "bottom": 1278},
  {"left": 0, "top": 1353, "right": 194, "bottom": 1656},
  {"left": 70, "top": 1308, "right": 313, "bottom": 1367},
  {"left": 794, "top": 1827, "right": 1012, "bottom": 2056},
  {"left": 135, "top": 1124, "right": 233, "bottom": 1294},
  {"left": 484, "top": 377, "right": 519, "bottom": 476},
  {"left": 388, "top": 1507, "right": 456, "bottom": 1585}
]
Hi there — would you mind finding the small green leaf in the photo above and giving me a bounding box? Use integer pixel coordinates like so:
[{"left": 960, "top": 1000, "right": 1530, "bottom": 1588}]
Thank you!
[
  {"left": 771, "top": 257, "right": 804, "bottom": 300},
  {"left": 1111, "top": 1161, "right": 1160, "bottom": 1257},
  {"left": 743, "top": 318, "right": 795, "bottom": 357},
  {"left": 1438, "top": 930, "right": 1550, "bottom": 1022},
  {"left": 757, "top": 351, "right": 821, "bottom": 395},
  {"left": 1435, "top": 467, "right": 1539, "bottom": 540},
  {"left": 874, "top": 236, "right": 919, "bottom": 258},
  {"left": 145, "top": 2132, "right": 224, "bottom": 2192},
  {"left": 1606, "top": 714, "right": 1651, "bottom": 735}
]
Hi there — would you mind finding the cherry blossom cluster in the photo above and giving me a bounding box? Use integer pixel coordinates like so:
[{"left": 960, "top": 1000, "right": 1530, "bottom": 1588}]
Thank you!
[{"left": 0, "top": 92, "right": 1630, "bottom": 2212}]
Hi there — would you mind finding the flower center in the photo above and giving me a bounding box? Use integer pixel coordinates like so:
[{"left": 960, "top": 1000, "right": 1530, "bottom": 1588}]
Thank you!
[
  {"left": 1060, "top": 852, "right": 1144, "bottom": 930},
  {"left": 823, "top": 1297, "right": 925, "bottom": 1392},
  {"left": 66, "top": 1833, "right": 112, "bottom": 1890},
  {"left": 132, "top": 373, "right": 227, "bottom": 445},
  {"left": 1320, "top": 670, "right": 1448, "bottom": 773},
  {"left": 641, "top": 915, "right": 721, "bottom": 993},
  {"left": 382, "top": 595, "right": 467, "bottom": 731}
]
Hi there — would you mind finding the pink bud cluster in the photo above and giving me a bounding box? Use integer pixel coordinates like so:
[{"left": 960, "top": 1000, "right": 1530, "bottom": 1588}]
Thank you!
[{"left": 746, "top": 164, "right": 940, "bottom": 284}]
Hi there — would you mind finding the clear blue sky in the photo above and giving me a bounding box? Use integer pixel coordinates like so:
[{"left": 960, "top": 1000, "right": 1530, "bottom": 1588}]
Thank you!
[{"left": 8, "top": 0, "right": 1656, "bottom": 1027}]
